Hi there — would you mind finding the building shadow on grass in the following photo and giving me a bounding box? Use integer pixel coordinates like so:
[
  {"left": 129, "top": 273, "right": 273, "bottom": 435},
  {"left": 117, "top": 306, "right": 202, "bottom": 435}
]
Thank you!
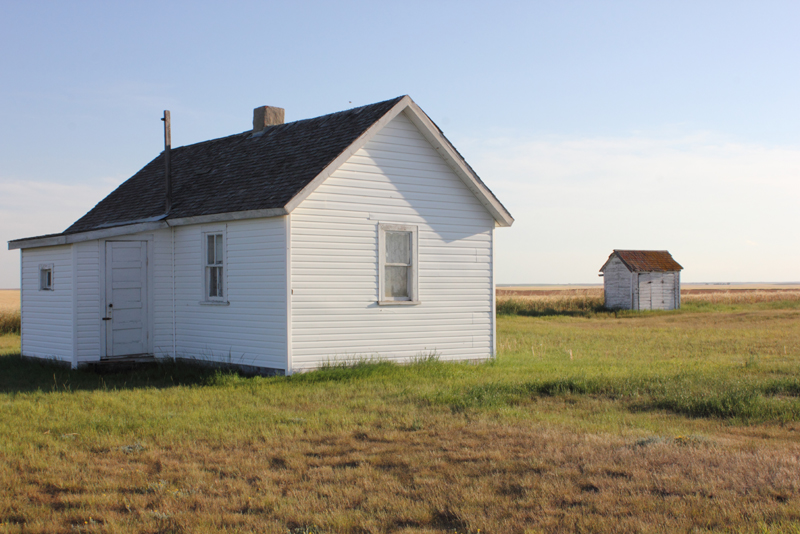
[{"left": 0, "top": 352, "right": 226, "bottom": 394}]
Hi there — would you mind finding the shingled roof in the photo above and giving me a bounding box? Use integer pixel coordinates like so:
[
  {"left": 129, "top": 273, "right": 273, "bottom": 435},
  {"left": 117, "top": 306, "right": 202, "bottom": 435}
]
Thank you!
[
  {"left": 601, "top": 250, "right": 683, "bottom": 273},
  {"left": 64, "top": 96, "right": 405, "bottom": 235}
]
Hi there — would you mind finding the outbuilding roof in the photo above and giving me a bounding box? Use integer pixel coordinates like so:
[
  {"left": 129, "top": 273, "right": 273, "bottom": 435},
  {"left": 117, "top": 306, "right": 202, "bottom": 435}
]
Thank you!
[
  {"left": 9, "top": 96, "right": 513, "bottom": 250},
  {"left": 601, "top": 250, "right": 683, "bottom": 273}
]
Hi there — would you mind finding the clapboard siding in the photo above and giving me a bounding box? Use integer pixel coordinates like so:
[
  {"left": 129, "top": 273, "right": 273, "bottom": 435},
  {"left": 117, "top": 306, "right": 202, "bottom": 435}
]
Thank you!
[
  {"left": 290, "top": 111, "right": 495, "bottom": 370},
  {"left": 73, "top": 230, "right": 173, "bottom": 362},
  {"left": 75, "top": 241, "right": 101, "bottom": 362},
  {"left": 21, "top": 245, "right": 73, "bottom": 362},
  {"left": 151, "top": 229, "right": 174, "bottom": 358},
  {"left": 173, "top": 218, "right": 287, "bottom": 369}
]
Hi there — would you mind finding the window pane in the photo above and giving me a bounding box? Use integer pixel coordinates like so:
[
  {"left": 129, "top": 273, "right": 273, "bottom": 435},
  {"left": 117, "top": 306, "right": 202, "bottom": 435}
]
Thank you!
[
  {"left": 215, "top": 234, "right": 223, "bottom": 264},
  {"left": 385, "top": 266, "right": 408, "bottom": 298},
  {"left": 207, "top": 235, "right": 215, "bottom": 265},
  {"left": 208, "top": 266, "right": 217, "bottom": 297},
  {"left": 209, "top": 266, "right": 222, "bottom": 297},
  {"left": 386, "top": 232, "right": 409, "bottom": 264}
]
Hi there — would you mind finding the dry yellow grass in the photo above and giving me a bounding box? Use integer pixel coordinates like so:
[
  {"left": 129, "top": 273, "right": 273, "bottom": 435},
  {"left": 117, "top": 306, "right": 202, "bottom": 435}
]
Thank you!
[
  {"left": 2, "top": 415, "right": 799, "bottom": 533},
  {"left": 0, "top": 291, "right": 21, "bottom": 335},
  {"left": 0, "top": 290, "right": 20, "bottom": 311},
  {"left": 496, "top": 287, "right": 800, "bottom": 316},
  {"left": 683, "top": 289, "right": 800, "bottom": 305}
]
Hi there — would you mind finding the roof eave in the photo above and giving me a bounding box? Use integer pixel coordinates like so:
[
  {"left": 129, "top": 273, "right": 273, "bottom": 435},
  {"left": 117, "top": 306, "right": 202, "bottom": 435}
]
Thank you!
[
  {"left": 8, "top": 207, "right": 289, "bottom": 250},
  {"left": 8, "top": 221, "right": 170, "bottom": 250}
]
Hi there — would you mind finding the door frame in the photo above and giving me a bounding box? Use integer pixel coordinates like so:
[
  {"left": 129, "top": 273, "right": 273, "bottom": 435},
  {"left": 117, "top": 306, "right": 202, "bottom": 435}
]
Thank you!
[{"left": 99, "top": 235, "right": 155, "bottom": 359}]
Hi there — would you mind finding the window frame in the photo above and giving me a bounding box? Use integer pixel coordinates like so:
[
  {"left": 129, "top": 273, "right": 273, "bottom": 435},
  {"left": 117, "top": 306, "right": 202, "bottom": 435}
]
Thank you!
[
  {"left": 201, "top": 228, "right": 228, "bottom": 304},
  {"left": 377, "top": 223, "right": 419, "bottom": 305},
  {"left": 39, "top": 263, "right": 54, "bottom": 291}
]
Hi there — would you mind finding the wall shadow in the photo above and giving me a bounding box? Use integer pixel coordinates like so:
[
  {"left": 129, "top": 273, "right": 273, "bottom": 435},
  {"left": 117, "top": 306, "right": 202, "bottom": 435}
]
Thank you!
[{"left": 0, "top": 353, "right": 234, "bottom": 394}]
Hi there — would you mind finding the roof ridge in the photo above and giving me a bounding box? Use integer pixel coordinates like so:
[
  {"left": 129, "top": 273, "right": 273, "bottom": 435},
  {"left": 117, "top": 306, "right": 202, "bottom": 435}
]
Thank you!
[
  {"left": 281, "top": 95, "right": 406, "bottom": 127},
  {"left": 165, "top": 96, "right": 407, "bottom": 152}
]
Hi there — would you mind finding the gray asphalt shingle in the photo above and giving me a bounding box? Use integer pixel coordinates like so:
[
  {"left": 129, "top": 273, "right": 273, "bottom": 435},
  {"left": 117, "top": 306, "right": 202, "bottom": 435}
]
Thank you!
[{"left": 64, "top": 96, "right": 405, "bottom": 235}]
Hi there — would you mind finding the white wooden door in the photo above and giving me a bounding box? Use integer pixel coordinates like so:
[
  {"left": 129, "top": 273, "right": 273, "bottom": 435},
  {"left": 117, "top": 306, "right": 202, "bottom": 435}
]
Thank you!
[
  {"left": 104, "top": 241, "right": 148, "bottom": 358},
  {"left": 639, "top": 273, "right": 652, "bottom": 310}
]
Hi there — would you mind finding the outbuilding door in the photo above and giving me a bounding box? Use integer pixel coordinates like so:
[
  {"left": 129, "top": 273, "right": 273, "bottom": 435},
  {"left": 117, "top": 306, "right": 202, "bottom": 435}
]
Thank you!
[
  {"left": 104, "top": 241, "right": 149, "bottom": 358},
  {"left": 638, "top": 273, "right": 652, "bottom": 310}
]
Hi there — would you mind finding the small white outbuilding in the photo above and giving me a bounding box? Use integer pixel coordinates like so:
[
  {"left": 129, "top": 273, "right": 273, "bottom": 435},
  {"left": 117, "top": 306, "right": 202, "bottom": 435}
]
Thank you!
[
  {"left": 599, "top": 250, "right": 683, "bottom": 310},
  {"left": 8, "top": 96, "right": 514, "bottom": 374}
]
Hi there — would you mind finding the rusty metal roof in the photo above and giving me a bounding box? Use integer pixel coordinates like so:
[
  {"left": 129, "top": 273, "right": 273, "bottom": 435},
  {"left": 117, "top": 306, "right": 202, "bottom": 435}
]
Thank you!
[{"left": 600, "top": 250, "right": 683, "bottom": 273}]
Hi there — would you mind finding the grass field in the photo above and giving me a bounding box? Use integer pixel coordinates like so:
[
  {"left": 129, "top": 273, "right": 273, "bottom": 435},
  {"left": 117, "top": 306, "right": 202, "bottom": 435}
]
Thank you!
[
  {"left": 1, "top": 293, "right": 799, "bottom": 532},
  {"left": 0, "top": 290, "right": 20, "bottom": 311}
]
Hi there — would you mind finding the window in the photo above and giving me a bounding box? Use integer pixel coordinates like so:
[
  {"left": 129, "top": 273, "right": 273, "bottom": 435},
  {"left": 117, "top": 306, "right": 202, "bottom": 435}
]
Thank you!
[
  {"left": 39, "top": 264, "right": 53, "bottom": 291},
  {"left": 204, "top": 232, "right": 225, "bottom": 301},
  {"left": 378, "top": 224, "right": 418, "bottom": 304}
]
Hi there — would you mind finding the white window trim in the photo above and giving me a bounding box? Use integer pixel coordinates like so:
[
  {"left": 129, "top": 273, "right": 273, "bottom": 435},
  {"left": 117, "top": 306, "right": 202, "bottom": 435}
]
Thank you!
[
  {"left": 39, "top": 263, "right": 54, "bottom": 291},
  {"left": 200, "top": 227, "right": 229, "bottom": 305},
  {"left": 377, "top": 223, "right": 419, "bottom": 305}
]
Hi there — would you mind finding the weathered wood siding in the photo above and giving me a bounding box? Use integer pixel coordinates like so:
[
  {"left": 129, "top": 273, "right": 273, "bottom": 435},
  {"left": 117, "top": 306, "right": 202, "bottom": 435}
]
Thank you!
[
  {"left": 290, "top": 111, "right": 496, "bottom": 371},
  {"left": 173, "top": 218, "right": 287, "bottom": 370},
  {"left": 638, "top": 273, "right": 652, "bottom": 310},
  {"left": 603, "top": 253, "right": 681, "bottom": 311},
  {"left": 602, "top": 256, "right": 633, "bottom": 309},
  {"left": 20, "top": 245, "right": 74, "bottom": 362}
]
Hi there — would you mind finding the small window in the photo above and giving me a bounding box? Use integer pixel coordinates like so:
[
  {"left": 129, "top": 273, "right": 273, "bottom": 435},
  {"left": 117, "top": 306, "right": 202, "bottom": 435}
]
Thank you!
[
  {"left": 39, "top": 264, "right": 53, "bottom": 291},
  {"left": 378, "top": 224, "right": 418, "bottom": 304},
  {"left": 204, "top": 232, "right": 225, "bottom": 300}
]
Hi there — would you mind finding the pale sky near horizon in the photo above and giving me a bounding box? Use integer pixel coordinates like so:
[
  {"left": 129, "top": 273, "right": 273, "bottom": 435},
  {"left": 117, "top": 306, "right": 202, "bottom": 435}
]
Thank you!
[{"left": 1, "top": 1, "right": 798, "bottom": 287}]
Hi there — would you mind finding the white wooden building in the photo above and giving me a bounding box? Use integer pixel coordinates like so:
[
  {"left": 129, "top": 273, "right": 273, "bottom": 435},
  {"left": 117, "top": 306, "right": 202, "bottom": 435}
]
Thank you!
[
  {"left": 599, "top": 250, "right": 683, "bottom": 310},
  {"left": 9, "top": 96, "right": 514, "bottom": 374}
]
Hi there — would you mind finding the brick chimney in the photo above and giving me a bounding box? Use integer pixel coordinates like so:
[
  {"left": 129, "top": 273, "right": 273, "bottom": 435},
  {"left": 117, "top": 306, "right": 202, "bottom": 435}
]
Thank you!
[{"left": 252, "top": 106, "right": 285, "bottom": 133}]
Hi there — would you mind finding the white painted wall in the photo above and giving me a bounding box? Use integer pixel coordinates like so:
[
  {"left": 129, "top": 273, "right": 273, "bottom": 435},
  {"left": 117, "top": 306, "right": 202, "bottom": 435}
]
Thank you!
[
  {"left": 20, "top": 245, "right": 73, "bottom": 362},
  {"left": 602, "top": 256, "right": 633, "bottom": 309},
  {"left": 75, "top": 240, "right": 101, "bottom": 362},
  {"left": 173, "top": 218, "right": 287, "bottom": 370},
  {"left": 47, "top": 221, "right": 287, "bottom": 369},
  {"left": 151, "top": 229, "right": 174, "bottom": 358},
  {"left": 73, "top": 230, "right": 171, "bottom": 362},
  {"left": 290, "top": 111, "right": 496, "bottom": 371}
]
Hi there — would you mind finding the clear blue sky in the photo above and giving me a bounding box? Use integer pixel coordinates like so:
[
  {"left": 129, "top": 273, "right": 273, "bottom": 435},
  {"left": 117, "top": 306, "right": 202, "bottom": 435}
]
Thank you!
[{"left": 2, "top": 0, "right": 798, "bottom": 286}]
